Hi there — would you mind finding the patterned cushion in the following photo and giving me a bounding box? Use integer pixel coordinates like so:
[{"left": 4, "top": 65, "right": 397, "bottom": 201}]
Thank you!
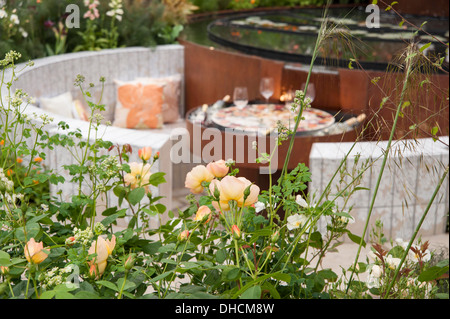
[
  {"left": 136, "top": 75, "right": 181, "bottom": 123},
  {"left": 112, "top": 80, "right": 164, "bottom": 129}
]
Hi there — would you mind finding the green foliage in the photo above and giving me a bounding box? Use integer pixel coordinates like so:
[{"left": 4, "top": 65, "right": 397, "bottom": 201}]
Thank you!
[
  {"left": 191, "top": 0, "right": 230, "bottom": 13},
  {"left": 1, "top": 0, "right": 448, "bottom": 300},
  {"left": 192, "top": 0, "right": 331, "bottom": 12},
  {"left": 191, "top": 0, "right": 364, "bottom": 13},
  {"left": 0, "top": 0, "right": 186, "bottom": 63}
]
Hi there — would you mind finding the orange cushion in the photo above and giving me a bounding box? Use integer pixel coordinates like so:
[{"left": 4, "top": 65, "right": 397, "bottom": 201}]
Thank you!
[
  {"left": 136, "top": 75, "right": 181, "bottom": 123},
  {"left": 113, "top": 80, "right": 164, "bottom": 129}
]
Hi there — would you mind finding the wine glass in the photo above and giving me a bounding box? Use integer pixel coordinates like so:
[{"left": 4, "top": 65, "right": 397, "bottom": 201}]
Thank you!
[
  {"left": 301, "top": 82, "right": 316, "bottom": 105},
  {"left": 233, "top": 87, "right": 248, "bottom": 110},
  {"left": 260, "top": 77, "right": 274, "bottom": 104}
]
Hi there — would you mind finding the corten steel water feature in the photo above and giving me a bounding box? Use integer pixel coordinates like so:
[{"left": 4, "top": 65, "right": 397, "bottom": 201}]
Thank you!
[{"left": 179, "top": 4, "right": 449, "bottom": 187}]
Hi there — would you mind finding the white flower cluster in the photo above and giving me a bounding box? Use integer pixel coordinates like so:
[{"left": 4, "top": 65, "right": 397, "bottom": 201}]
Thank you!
[
  {"left": 27, "top": 112, "right": 53, "bottom": 125},
  {"left": 365, "top": 238, "right": 433, "bottom": 292},
  {"left": 366, "top": 250, "right": 403, "bottom": 289},
  {"left": 225, "top": 158, "right": 235, "bottom": 166},
  {"left": 89, "top": 112, "right": 104, "bottom": 125},
  {"left": 99, "top": 155, "right": 121, "bottom": 177},
  {"left": 0, "top": 193, "right": 24, "bottom": 211},
  {"left": 6, "top": 89, "right": 34, "bottom": 109},
  {"left": 38, "top": 265, "right": 73, "bottom": 290},
  {"left": 89, "top": 156, "right": 122, "bottom": 189},
  {"left": 291, "top": 90, "right": 312, "bottom": 113},
  {"left": 0, "top": 168, "right": 14, "bottom": 193},
  {"left": 94, "top": 222, "right": 106, "bottom": 235},
  {"left": 39, "top": 113, "right": 54, "bottom": 125},
  {"left": 394, "top": 238, "right": 431, "bottom": 263},
  {"left": 67, "top": 227, "right": 94, "bottom": 246},
  {"left": 0, "top": 50, "right": 21, "bottom": 67},
  {"left": 403, "top": 278, "right": 434, "bottom": 298},
  {"left": 106, "top": 0, "right": 124, "bottom": 21},
  {"left": 0, "top": 6, "right": 27, "bottom": 38},
  {"left": 95, "top": 184, "right": 107, "bottom": 192}
]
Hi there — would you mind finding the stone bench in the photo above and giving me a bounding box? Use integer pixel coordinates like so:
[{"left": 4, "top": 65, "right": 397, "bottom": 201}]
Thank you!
[
  {"left": 2, "top": 45, "right": 187, "bottom": 226},
  {"left": 309, "top": 136, "right": 449, "bottom": 242}
]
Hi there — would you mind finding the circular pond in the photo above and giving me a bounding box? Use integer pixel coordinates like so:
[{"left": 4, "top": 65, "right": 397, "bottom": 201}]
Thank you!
[{"left": 182, "top": 6, "right": 449, "bottom": 71}]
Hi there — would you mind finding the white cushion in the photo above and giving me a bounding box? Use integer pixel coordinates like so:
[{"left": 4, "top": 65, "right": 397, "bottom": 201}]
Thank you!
[{"left": 39, "top": 92, "right": 74, "bottom": 119}]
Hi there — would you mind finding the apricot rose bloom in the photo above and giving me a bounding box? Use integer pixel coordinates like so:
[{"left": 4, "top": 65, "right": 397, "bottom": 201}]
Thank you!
[
  {"left": 193, "top": 205, "right": 212, "bottom": 223},
  {"left": 88, "top": 235, "right": 116, "bottom": 277},
  {"left": 124, "top": 162, "right": 152, "bottom": 191},
  {"left": 178, "top": 230, "right": 190, "bottom": 242},
  {"left": 138, "top": 146, "right": 152, "bottom": 161},
  {"left": 231, "top": 225, "right": 241, "bottom": 239},
  {"left": 209, "top": 176, "right": 260, "bottom": 211},
  {"left": 206, "top": 160, "right": 229, "bottom": 178},
  {"left": 24, "top": 238, "right": 48, "bottom": 264},
  {"left": 185, "top": 165, "right": 214, "bottom": 194}
]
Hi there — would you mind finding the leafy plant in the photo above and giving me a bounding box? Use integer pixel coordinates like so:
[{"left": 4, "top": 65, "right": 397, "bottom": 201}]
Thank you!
[{"left": 0, "top": 0, "right": 448, "bottom": 300}]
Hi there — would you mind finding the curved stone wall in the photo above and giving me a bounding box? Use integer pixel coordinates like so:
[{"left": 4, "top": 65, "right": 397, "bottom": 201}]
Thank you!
[{"left": 1, "top": 45, "right": 186, "bottom": 226}]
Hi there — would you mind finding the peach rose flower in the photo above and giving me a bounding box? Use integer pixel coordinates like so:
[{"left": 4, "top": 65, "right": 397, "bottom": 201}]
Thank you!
[
  {"left": 231, "top": 225, "right": 241, "bottom": 239},
  {"left": 138, "top": 146, "right": 152, "bottom": 161},
  {"left": 206, "top": 160, "right": 229, "bottom": 178},
  {"left": 236, "top": 177, "right": 260, "bottom": 207},
  {"left": 185, "top": 165, "right": 214, "bottom": 194},
  {"left": 24, "top": 238, "right": 48, "bottom": 264},
  {"left": 88, "top": 235, "right": 116, "bottom": 278},
  {"left": 209, "top": 176, "right": 260, "bottom": 211},
  {"left": 124, "top": 162, "right": 152, "bottom": 192},
  {"left": 193, "top": 205, "right": 212, "bottom": 223},
  {"left": 178, "top": 230, "right": 190, "bottom": 241}
]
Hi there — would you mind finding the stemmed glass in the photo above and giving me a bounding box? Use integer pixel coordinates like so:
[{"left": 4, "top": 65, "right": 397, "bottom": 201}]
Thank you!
[
  {"left": 233, "top": 87, "right": 249, "bottom": 110},
  {"left": 259, "top": 77, "right": 274, "bottom": 104},
  {"left": 300, "top": 82, "right": 316, "bottom": 105}
]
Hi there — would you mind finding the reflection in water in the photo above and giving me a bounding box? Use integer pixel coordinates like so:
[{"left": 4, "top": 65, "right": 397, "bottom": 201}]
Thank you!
[{"left": 181, "top": 7, "right": 449, "bottom": 71}]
